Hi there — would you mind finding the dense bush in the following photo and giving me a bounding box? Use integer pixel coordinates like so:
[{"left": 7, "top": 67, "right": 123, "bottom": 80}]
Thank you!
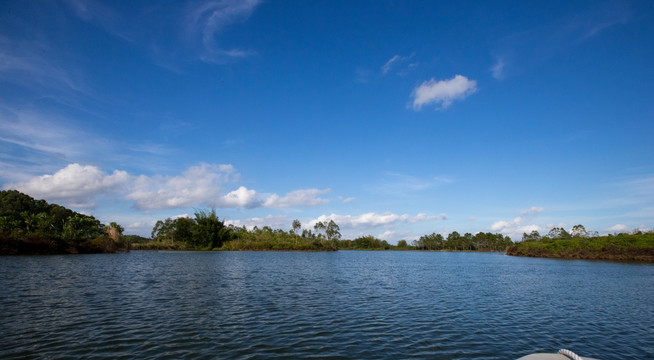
[{"left": 0, "top": 190, "right": 127, "bottom": 255}]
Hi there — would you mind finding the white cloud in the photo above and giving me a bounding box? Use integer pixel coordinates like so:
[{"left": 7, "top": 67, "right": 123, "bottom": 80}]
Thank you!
[
  {"left": 519, "top": 206, "right": 544, "bottom": 215},
  {"left": 185, "top": 0, "right": 261, "bottom": 64},
  {"left": 381, "top": 53, "right": 416, "bottom": 75},
  {"left": 382, "top": 55, "right": 401, "bottom": 74},
  {"left": 411, "top": 75, "right": 477, "bottom": 110},
  {"left": 309, "top": 212, "right": 443, "bottom": 229},
  {"left": 126, "top": 163, "right": 238, "bottom": 210},
  {"left": 376, "top": 230, "right": 418, "bottom": 244},
  {"left": 341, "top": 197, "right": 356, "bottom": 204},
  {"left": 377, "top": 230, "right": 395, "bottom": 239},
  {"left": 606, "top": 224, "right": 628, "bottom": 233},
  {"left": 490, "top": 216, "right": 542, "bottom": 239},
  {"left": 410, "top": 213, "right": 448, "bottom": 223},
  {"left": 219, "top": 186, "right": 261, "bottom": 208},
  {"left": 491, "top": 57, "right": 505, "bottom": 80},
  {"left": 6, "top": 162, "right": 336, "bottom": 212},
  {"left": 263, "top": 188, "right": 330, "bottom": 208},
  {"left": 5, "top": 163, "right": 129, "bottom": 208},
  {"left": 226, "top": 215, "right": 292, "bottom": 230}
]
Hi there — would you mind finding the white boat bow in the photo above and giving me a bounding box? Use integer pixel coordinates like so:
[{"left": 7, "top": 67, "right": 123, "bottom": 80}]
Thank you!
[{"left": 518, "top": 349, "right": 598, "bottom": 360}]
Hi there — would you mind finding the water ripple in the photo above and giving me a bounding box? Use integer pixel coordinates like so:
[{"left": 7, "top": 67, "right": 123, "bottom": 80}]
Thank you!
[{"left": 1, "top": 251, "right": 653, "bottom": 359}]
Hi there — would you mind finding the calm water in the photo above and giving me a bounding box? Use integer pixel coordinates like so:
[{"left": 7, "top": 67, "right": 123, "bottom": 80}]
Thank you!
[{"left": 1, "top": 251, "right": 653, "bottom": 359}]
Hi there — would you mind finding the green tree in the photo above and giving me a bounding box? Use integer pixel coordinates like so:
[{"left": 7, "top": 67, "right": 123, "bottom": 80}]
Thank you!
[
  {"left": 419, "top": 233, "right": 444, "bottom": 250},
  {"left": 446, "top": 231, "right": 462, "bottom": 250},
  {"left": 313, "top": 221, "right": 326, "bottom": 239},
  {"left": 522, "top": 230, "right": 541, "bottom": 242},
  {"left": 353, "top": 235, "right": 382, "bottom": 249},
  {"left": 192, "top": 209, "right": 230, "bottom": 249},
  {"left": 325, "top": 220, "right": 341, "bottom": 241},
  {"left": 63, "top": 214, "right": 104, "bottom": 242},
  {"left": 547, "top": 227, "right": 571, "bottom": 239},
  {"left": 291, "top": 219, "right": 302, "bottom": 235},
  {"left": 570, "top": 224, "right": 588, "bottom": 238},
  {"left": 174, "top": 217, "right": 195, "bottom": 244}
]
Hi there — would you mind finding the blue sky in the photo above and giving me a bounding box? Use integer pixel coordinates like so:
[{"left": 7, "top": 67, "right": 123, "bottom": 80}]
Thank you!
[{"left": 1, "top": 0, "right": 653, "bottom": 242}]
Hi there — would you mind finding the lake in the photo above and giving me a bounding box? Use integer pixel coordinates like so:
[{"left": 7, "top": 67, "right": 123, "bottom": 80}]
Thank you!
[{"left": 1, "top": 251, "right": 652, "bottom": 359}]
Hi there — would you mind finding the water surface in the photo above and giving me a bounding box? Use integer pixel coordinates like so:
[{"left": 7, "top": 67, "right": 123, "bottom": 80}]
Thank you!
[{"left": 1, "top": 251, "right": 652, "bottom": 359}]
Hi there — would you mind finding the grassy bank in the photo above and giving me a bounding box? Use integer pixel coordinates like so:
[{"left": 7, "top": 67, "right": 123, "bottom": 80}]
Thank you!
[{"left": 506, "top": 232, "right": 654, "bottom": 262}]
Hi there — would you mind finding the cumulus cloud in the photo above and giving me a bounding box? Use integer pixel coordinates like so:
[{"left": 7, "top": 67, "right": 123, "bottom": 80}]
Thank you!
[
  {"left": 5, "top": 163, "right": 129, "bottom": 208},
  {"left": 411, "top": 75, "right": 477, "bottom": 110},
  {"left": 226, "top": 215, "right": 292, "bottom": 230},
  {"left": 219, "top": 186, "right": 261, "bottom": 208},
  {"left": 263, "top": 188, "right": 330, "bottom": 208},
  {"left": 126, "top": 163, "right": 238, "bottom": 210},
  {"left": 490, "top": 216, "right": 541, "bottom": 238},
  {"left": 519, "top": 206, "right": 544, "bottom": 215},
  {"left": 6, "top": 162, "right": 336, "bottom": 212},
  {"left": 606, "top": 224, "right": 628, "bottom": 233}
]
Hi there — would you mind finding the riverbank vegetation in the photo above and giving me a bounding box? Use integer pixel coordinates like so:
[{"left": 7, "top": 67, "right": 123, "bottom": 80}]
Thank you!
[
  {"left": 0, "top": 190, "right": 128, "bottom": 255},
  {"left": 506, "top": 225, "right": 654, "bottom": 261},
  {"left": 142, "top": 212, "right": 512, "bottom": 252},
  {"left": 7, "top": 191, "right": 648, "bottom": 261},
  {"left": 147, "top": 213, "right": 340, "bottom": 251}
]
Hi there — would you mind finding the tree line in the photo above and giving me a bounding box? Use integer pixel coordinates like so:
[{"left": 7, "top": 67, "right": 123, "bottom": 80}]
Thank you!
[
  {"left": 145, "top": 212, "right": 342, "bottom": 251},
  {"left": 521, "top": 224, "right": 598, "bottom": 242},
  {"left": 145, "top": 211, "right": 513, "bottom": 252},
  {"left": 0, "top": 190, "right": 127, "bottom": 254},
  {"left": 508, "top": 225, "right": 654, "bottom": 262},
  {"left": 413, "top": 231, "right": 513, "bottom": 251}
]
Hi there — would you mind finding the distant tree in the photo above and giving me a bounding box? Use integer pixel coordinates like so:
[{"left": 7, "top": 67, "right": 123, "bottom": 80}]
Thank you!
[
  {"left": 173, "top": 216, "right": 195, "bottom": 244},
  {"left": 353, "top": 235, "right": 382, "bottom": 249},
  {"left": 570, "top": 224, "right": 588, "bottom": 238},
  {"left": 108, "top": 222, "right": 124, "bottom": 241},
  {"left": 447, "top": 231, "right": 462, "bottom": 250},
  {"left": 522, "top": 230, "right": 541, "bottom": 242},
  {"left": 419, "top": 233, "right": 444, "bottom": 250},
  {"left": 547, "top": 227, "right": 571, "bottom": 239},
  {"left": 397, "top": 239, "right": 408, "bottom": 248},
  {"left": 325, "top": 220, "right": 341, "bottom": 242},
  {"left": 291, "top": 219, "right": 302, "bottom": 235},
  {"left": 313, "top": 221, "right": 326, "bottom": 239},
  {"left": 63, "top": 214, "right": 104, "bottom": 241},
  {"left": 301, "top": 229, "right": 313, "bottom": 238},
  {"left": 192, "top": 209, "right": 230, "bottom": 249}
]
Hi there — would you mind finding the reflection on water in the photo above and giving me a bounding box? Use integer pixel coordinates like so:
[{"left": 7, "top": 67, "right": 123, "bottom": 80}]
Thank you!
[{"left": 1, "top": 251, "right": 652, "bottom": 359}]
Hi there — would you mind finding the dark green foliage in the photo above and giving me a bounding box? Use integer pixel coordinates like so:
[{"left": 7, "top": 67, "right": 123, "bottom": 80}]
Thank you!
[
  {"left": 0, "top": 190, "right": 126, "bottom": 255},
  {"left": 192, "top": 209, "right": 230, "bottom": 249},
  {"left": 351, "top": 235, "right": 390, "bottom": 250},
  {"left": 147, "top": 210, "right": 231, "bottom": 250},
  {"left": 416, "top": 233, "right": 445, "bottom": 250}
]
